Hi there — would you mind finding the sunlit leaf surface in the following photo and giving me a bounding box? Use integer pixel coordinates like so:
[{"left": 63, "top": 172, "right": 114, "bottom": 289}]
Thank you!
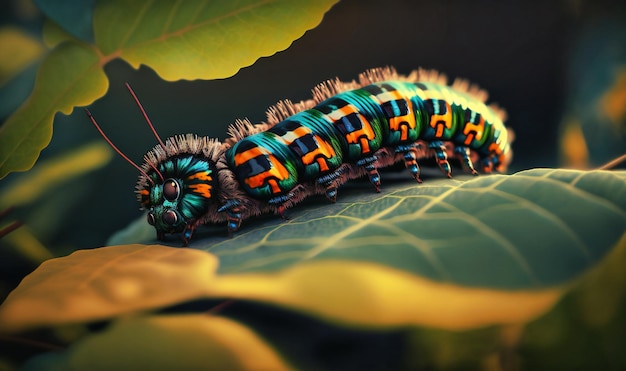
[
  {"left": 94, "top": 0, "right": 338, "bottom": 81},
  {"left": 0, "top": 245, "right": 218, "bottom": 332}
]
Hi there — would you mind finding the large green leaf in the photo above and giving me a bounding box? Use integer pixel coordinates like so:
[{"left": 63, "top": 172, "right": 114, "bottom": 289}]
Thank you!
[
  {"left": 0, "top": 0, "right": 338, "bottom": 178},
  {"left": 112, "top": 167, "right": 625, "bottom": 288},
  {"left": 1, "top": 169, "right": 623, "bottom": 334},
  {"left": 204, "top": 168, "right": 625, "bottom": 288}
]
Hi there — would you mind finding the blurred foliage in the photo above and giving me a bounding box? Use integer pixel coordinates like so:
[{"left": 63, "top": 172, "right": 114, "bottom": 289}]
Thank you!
[
  {"left": 0, "top": 26, "right": 43, "bottom": 85},
  {"left": 518, "top": 233, "right": 626, "bottom": 370},
  {"left": 0, "top": 0, "right": 625, "bottom": 369},
  {"left": 559, "top": 12, "right": 626, "bottom": 168},
  {"left": 0, "top": 142, "right": 112, "bottom": 308}
]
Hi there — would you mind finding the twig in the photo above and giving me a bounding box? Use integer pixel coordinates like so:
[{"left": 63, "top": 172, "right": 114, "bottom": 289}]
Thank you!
[
  {"left": 0, "top": 220, "right": 23, "bottom": 239},
  {"left": 596, "top": 153, "right": 626, "bottom": 170},
  {"left": 205, "top": 300, "right": 236, "bottom": 315},
  {"left": 0, "top": 333, "right": 64, "bottom": 351}
]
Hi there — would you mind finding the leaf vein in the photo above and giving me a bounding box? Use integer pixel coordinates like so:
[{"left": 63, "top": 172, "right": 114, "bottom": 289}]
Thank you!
[{"left": 302, "top": 199, "right": 405, "bottom": 260}]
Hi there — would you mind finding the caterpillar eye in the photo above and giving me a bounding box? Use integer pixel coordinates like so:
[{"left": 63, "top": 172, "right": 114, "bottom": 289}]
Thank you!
[
  {"left": 163, "top": 179, "right": 180, "bottom": 201},
  {"left": 147, "top": 212, "right": 156, "bottom": 226},
  {"left": 163, "top": 210, "right": 178, "bottom": 225}
]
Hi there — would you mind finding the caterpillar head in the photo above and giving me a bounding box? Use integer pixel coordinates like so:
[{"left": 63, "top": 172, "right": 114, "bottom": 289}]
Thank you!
[
  {"left": 137, "top": 135, "right": 224, "bottom": 242},
  {"left": 87, "top": 84, "right": 227, "bottom": 245}
]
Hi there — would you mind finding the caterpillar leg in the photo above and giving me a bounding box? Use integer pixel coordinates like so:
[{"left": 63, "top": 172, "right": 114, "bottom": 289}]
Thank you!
[
  {"left": 317, "top": 167, "right": 347, "bottom": 203},
  {"left": 182, "top": 219, "right": 202, "bottom": 246},
  {"left": 357, "top": 156, "right": 381, "bottom": 192},
  {"left": 275, "top": 204, "right": 290, "bottom": 220},
  {"left": 396, "top": 144, "right": 422, "bottom": 183},
  {"left": 322, "top": 180, "right": 339, "bottom": 203},
  {"left": 269, "top": 190, "right": 300, "bottom": 220},
  {"left": 430, "top": 141, "right": 452, "bottom": 178},
  {"left": 218, "top": 200, "right": 243, "bottom": 237},
  {"left": 454, "top": 146, "right": 478, "bottom": 175},
  {"left": 481, "top": 157, "right": 494, "bottom": 173}
]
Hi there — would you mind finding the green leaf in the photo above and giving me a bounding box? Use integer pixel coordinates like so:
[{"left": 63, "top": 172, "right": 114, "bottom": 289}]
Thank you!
[
  {"left": 1, "top": 169, "right": 623, "bottom": 335},
  {"left": 23, "top": 314, "right": 292, "bottom": 371},
  {"left": 0, "top": 42, "right": 108, "bottom": 178},
  {"left": 203, "top": 169, "right": 625, "bottom": 286},
  {"left": 93, "top": 0, "right": 339, "bottom": 81}
]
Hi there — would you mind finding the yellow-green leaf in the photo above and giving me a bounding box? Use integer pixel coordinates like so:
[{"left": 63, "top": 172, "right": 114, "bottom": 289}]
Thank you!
[
  {"left": 94, "top": 0, "right": 339, "bottom": 81},
  {"left": 0, "top": 244, "right": 218, "bottom": 332},
  {"left": 0, "top": 41, "right": 108, "bottom": 178}
]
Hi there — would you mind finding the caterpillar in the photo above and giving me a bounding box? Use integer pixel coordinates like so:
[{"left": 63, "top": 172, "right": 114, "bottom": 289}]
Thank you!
[{"left": 87, "top": 67, "right": 512, "bottom": 245}]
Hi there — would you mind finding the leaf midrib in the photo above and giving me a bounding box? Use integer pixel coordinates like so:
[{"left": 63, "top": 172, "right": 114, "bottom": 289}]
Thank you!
[{"left": 112, "top": 0, "right": 274, "bottom": 54}]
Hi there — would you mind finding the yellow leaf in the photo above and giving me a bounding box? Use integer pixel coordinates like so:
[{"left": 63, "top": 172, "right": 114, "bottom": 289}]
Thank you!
[
  {"left": 208, "top": 260, "right": 564, "bottom": 330},
  {"left": 0, "top": 245, "right": 218, "bottom": 332}
]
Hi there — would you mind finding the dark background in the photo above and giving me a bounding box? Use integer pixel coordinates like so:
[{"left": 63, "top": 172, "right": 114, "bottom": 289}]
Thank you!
[{"left": 1, "top": 0, "right": 625, "bottom": 257}]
